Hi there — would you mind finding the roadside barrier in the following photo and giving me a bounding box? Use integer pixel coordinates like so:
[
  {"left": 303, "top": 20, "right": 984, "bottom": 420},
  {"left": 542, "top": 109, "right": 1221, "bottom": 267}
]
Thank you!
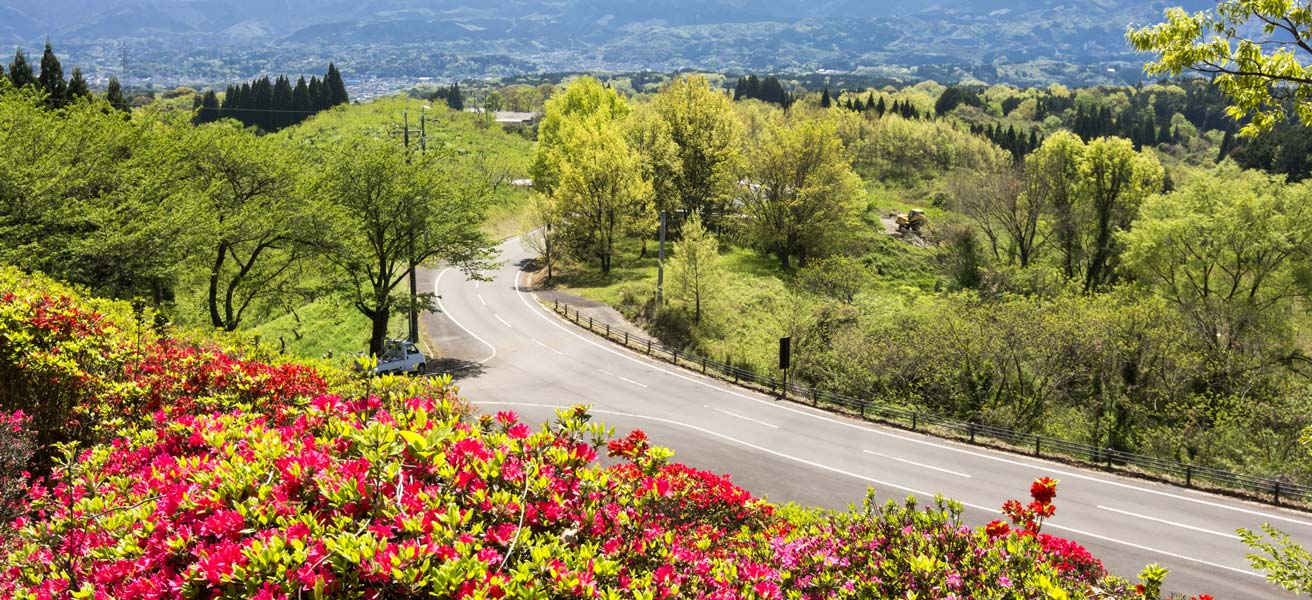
[{"left": 550, "top": 299, "right": 1312, "bottom": 508}]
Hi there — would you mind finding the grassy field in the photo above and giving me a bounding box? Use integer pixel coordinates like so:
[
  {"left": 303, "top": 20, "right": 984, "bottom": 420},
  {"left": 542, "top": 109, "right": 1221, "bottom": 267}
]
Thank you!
[
  {"left": 252, "top": 295, "right": 407, "bottom": 360},
  {"left": 547, "top": 198, "right": 946, "bottom": 373}
]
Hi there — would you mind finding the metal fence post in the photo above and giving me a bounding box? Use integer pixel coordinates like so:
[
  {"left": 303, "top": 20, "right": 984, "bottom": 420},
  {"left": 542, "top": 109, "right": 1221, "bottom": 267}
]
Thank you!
[
  {"left": 624, "top": 331, "right": 629, "bottom": 346},
  {"left": 1105, "top": 448, "right": 1113, "bottom": 469},
  {"left": 912, "top": 413, "right": 918, "bottom": 432},
  {"left": 554, "top": 299, "right": 559, "bottom": 310},
  {"left": 701, "top": 357, "right": 707, "bottom": 373},
  {"left": 969, "top": 422, "right": 976, "bottom": 443},
  {"left": 673, "top": 349, "right": 678, "bottom": 366},
  {"left": 647, "top": 339, "right": 652, "bottom": 355},
  {"left": 1034, "top": 436, "right": 1041, "bottom": 457},
  {"left": 605, "top": 323, "right": 610, "bottom": 338},
  {"left": 1185, "top": 465, "right": 1192, "bottom": 488},
  {"left": 588, "top": 316, "right": 593, "bottom": 330},
  {"left": 1274, "top": 482, "right": 1282, "bottom": 506}
]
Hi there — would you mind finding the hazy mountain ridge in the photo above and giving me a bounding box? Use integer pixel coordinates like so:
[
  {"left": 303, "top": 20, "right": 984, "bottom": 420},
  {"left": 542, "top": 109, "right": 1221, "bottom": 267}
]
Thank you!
[{"left": 0, "top": 0, "right": 1215, "bottom": 86}]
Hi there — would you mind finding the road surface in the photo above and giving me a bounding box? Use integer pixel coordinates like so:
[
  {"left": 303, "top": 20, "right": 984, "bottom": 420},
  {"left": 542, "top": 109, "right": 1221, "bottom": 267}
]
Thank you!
[{"left": 420, "top": 237, "right": 1312, "bottom": 599}]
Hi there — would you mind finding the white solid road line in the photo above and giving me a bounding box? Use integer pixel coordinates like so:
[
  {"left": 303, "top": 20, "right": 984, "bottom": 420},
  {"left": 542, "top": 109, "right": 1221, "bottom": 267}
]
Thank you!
[
  {"left": 708, "top": 405, "right": 780, "bottom": 429},
  {"left": 1097, "top": 505, "right": 1242, "bottom": 540},
  {"left": 434, "top": 268, "right": 497, "bottom": 365},
  {"left": 478, "top": 294, "right": 487, "bottom": 306},
  {"left": 495, "top": 314, "right": 514, "bottom": 328},
  {"left": 508, "top": 268, "right": 1312, "bottom": 530},
  {"left": 509, "top": 269, "right": 1312, "bottom": 530},
  {"left": 864, "top": 450, "right": 971, "bottom": 478},
  {"left": 532, "top": 339, "right": 565, "bottom": 356},
  {"left": 599, "top": 369, "right": 649, "bottom": 388},
  {"left": 478, "top": 401, "right": 1263, "bottom": 579}
]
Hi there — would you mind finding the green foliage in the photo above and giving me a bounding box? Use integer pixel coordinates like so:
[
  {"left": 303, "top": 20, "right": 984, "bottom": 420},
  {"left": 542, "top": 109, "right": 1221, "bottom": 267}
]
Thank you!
[
  {"left": 796, "top": 255, "right": 872, "bottom": 305},
  {"left": 1239, "top": 524, "right": 1312, "bottom": 594},
  {"left": 740, "top": 117, "right": 863, "bottom": 268},
  {"left": 530, "top": 76, "right": 631, "bottom": 196},
  {"left": 649, "top": 74, "right": 744, "bottom": 224},
  {"left": 1128, "top": 1, "right": 1312, "bottom": 135},
  {"left": 667, "top": 213, "right": 722, "bottom": 322},
  {"left": 1122, "top": 165, "right": 1312, "bottom": 391},
  {"left": 315, "top": 138, "right": 494, "bottom": 355}
]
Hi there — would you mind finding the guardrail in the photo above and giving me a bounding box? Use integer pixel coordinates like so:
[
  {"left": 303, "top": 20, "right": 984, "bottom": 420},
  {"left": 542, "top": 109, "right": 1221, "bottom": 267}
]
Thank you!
[{"left": 549, "top": 299, "right": 1312, "bottom": 508}]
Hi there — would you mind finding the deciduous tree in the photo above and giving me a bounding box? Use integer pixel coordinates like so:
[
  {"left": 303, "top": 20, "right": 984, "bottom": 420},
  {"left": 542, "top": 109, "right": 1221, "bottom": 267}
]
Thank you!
[
  {"left": 668, "top": 212, "right": 721, "bottom": 322},
  {"left": 1129, "top": 1, "right": 1312, "bottom": 135},
  {"left": 740, "top": 118, "right": 862, "bottom": 269},
  {"left": 650, "top": 75, "right": 743, "bottom": 225}
]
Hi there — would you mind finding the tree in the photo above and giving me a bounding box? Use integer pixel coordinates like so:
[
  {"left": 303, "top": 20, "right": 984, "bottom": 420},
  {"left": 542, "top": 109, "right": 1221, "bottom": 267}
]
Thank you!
[
  {"left": 183, "top": 124, "right": 313, "bottom": 332},
  {"left": 950, "top": 166, "right": 1041, "bottom": 267},
  {"left": 8, "top": 49, "right": 36, "bottom": 90},
  {"left": 796, "top": 255, "right": 870, "bottom": 304},
  {"left": 820, "top": 87, "right": 832, "bottom": 108},
  {"left": 650, "top": 75, "right": 743, "bottom": 225},
  {"left": 105, "top": 77, "right": 127, "bottom": 112},
  {"left": 318, "top": 139, "right": 494, "bottom": 356},
  {"left": 549, "top": 115, "right": 652, "bottom": 274},
  {"left": 1240, "top": 431, "right": 1312, "bottom": 595},
  {"left": 66, "top": 68, "right": 88, "bottom": 102},
  {"left": 668, "top": 212, "right": 721, "bottom": 323},
  {"left": 37, "top": 42, "right": 66, "bottom": 107},
  {"left": 1129, "top": 2, "right": 1312, "bottom": 135},
  {"left": 194, "top": 89, "right": 220, "bottom": 125},
  {"left": 740, "top": 118, "right": 863, "bottom": 269},
  {"left": 1122, "top": 165, "right": 1312, "bottom": 384},
  {"left": 1025, "top": 132, "right": 1086, "bottom": 279},
  {"left": 623, "top": 104, "right": 679, "bottom": 257},
  {"left": 530, "top": 77, "right": 631, "bottom": 196},
  {"left": 1078, "top": 137, "right": 1163, "bottom": 291},
  {"left": 325, "top": 63, "right": 349, "bottom": 106}
]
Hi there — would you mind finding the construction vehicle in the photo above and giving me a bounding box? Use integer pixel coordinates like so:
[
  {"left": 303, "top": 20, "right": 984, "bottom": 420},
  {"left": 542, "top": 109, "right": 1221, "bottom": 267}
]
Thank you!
[{"left": 896, "top": 209, "right": 928, "bottom": 234}]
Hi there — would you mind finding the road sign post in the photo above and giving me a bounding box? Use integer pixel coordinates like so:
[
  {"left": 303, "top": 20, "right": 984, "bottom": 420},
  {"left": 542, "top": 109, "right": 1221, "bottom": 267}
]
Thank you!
[{"left": 779, "top": 336, "right": 791, "bottom": 398}]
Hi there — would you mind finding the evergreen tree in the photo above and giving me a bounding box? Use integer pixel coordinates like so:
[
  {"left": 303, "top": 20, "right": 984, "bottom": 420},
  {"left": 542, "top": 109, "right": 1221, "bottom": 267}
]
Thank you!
[
  {"left": 66, "top": 67, "right": 89, "bottom": 101},
  {"left": 38, "top": 41, "right": 67, "bottom": 106},
  {"left": 325, "top": 63, "right": 348, "bottom": 106},
  {"left": 733, "top": 77, "right": 747, "bottom": 101},
  {"left": 448, "top": 82, "right": 463, "bottom": 111},
  {"left": 273, "top": 75, "right": 293, "bottom": 128},
  {"left": 292, "top": 76, "right": 312, "bottom": 116},
  {"left": 1218, "top": 129, "right": 1235, "bottom": 162},
  {"left": 105, "top": 76, "right": 127, "bottom": 112},
  {"left": 745, "top": 75, "right": 760, "bottom": 101},
  {"left": 9, "top": 49, "right": 37, "bottom": 89},
  {"left": 820, "top": 87, "right": 832, "bottom": 108},
  {"left": 194, "top": 89, "right": 220, "bottom": 125},
  {"left": 865, "top": 92, "right": 876, "bottom": 112},
  {"left": 875, "top": 96, "right": 886, "bottom": 116},
  {"left": 761, "top": 76, "right": 785, "bottom": 107},
  {"left": 308, "top": 76, "right": 326, "bottom": 111},
  {"left": 1158, "top": 122, "right": 1173, "bottom": 145}
]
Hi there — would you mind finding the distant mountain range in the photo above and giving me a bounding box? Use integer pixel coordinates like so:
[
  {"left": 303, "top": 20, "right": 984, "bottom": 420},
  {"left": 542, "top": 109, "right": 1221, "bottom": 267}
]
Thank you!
[{"left": 0, "top": 0, "right": 1216, "bottom": 87}]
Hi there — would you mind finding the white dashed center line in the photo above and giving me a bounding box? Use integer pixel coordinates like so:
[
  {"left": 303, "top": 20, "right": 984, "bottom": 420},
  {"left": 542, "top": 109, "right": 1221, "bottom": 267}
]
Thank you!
[
  {"left": 864, "top": 450, "right": 972, "bottom": 478},
  {"left": 707, "top": 406, "right": 779, "bottom": 429},
  {"left": 1097, "top": 505, "right": 1241, "bottom": 540},
  {"left": 599, "top": 369, "right": 648, "bottom": 388},
  {"left": 532, "top": 339, "right": 565, "bottom": 356},
  {"left": 495, "top": 314, "right": 513, "bottom": 328}
]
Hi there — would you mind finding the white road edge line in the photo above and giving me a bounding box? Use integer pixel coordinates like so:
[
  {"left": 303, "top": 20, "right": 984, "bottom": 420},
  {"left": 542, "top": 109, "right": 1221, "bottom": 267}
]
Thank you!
[
  {"left": 478, "top": 294, "right": 487, "bottom": 306},
  {"left": 707, "top": 405, "right": 779, "bottom": 429},
  {"left": 532, "top": 339, "right": 565, "bottom": 356},
  {"left": 599, "top": 369, "right": 649, "bottom": 388},
  {"left": 864, "top": 450, "right": 971, "bottom": 478},
  {"left": 434, "top": 268, "right": 496, "bottom": 365},
  {"left": 495, "top": 314, "right": 513, "bottom": 328},
  {"left": 479, "top": 400, "right": 1263, "bottom": 579},
  {"left": 510, "top": 268, "right": 1312, "bottom": 531},
  {"left": 1097, "top": 505, "right": 1242, "bottom": 540}
]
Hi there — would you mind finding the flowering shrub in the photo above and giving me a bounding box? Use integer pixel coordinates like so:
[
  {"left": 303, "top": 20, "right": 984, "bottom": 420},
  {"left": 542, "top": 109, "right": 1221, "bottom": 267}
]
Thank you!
[
  {"left": 0, "top": 267, "right": 1215, "bottom": 599},
  {"left": 0, "top": 411, "right": 35, "bottom": 525}
]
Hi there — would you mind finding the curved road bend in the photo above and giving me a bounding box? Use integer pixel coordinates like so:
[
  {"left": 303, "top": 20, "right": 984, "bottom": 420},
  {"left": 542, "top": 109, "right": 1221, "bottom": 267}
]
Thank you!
[{"left": 419, "top": 238, "right": 1312, "bottom": 599}]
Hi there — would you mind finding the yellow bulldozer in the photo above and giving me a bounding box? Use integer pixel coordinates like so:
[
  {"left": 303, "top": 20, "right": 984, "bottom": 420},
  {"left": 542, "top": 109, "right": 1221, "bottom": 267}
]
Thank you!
[{"left": 896, "top": 209, "right": 928, "bottom": 235}]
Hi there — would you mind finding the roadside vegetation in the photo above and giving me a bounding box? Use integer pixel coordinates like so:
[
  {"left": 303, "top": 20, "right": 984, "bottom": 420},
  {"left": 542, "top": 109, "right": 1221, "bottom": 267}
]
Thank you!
[{"left": 0, "top": 264, "right": 1219, "bottom": 599}]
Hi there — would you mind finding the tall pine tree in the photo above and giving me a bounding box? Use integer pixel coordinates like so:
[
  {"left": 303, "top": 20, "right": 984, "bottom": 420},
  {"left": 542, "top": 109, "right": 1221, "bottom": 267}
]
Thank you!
[
  {"left": 194, "top": 89, "right": 220, "bottom": 124},
  {"left": 292, "top": 76, "right": 312, "bottom": 115},
  {"left": 105, "top": 76, "right": 127, "bottom": 111},
  {"left": 9, "top": 49, "right": 37, "bottom": 89},
  {"left": 820, "top": 87, "right": 832, "bottom": 108},
  {"left": 325, "top": 63, "right": 348, "bottom": 106},
  {"left": 38, "top": 41, "right": 67, "bottom": 106},
  {"left": 67, "top": 67, "right": 89, "bottom": 101}
]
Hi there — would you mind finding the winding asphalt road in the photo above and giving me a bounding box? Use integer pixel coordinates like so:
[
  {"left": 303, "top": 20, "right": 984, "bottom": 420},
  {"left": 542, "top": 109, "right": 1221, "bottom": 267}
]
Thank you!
[{"left": 420, "top": 237, "right": 1312, "bottom": 599}]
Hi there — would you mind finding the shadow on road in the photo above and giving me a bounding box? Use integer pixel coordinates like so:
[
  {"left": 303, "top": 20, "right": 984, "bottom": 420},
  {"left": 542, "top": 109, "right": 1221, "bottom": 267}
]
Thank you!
[{"left": 426, "top": 358, "right": 489, "bottom": 380}]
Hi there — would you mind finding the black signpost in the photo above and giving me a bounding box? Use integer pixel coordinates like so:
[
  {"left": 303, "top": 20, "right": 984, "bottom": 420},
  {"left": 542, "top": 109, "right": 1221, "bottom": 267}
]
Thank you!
[{"left": 779, "top": 336, "right": 791, "bottom": 398}]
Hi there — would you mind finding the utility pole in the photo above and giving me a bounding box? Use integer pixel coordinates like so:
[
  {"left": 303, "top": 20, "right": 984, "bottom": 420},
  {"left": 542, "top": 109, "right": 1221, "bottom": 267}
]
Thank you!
[
  {"left": 656, "top": 210, "right": 668, "bottom": 306},
  {"left": 395, "top": 109, "right": 424, "bottom": 345}
]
